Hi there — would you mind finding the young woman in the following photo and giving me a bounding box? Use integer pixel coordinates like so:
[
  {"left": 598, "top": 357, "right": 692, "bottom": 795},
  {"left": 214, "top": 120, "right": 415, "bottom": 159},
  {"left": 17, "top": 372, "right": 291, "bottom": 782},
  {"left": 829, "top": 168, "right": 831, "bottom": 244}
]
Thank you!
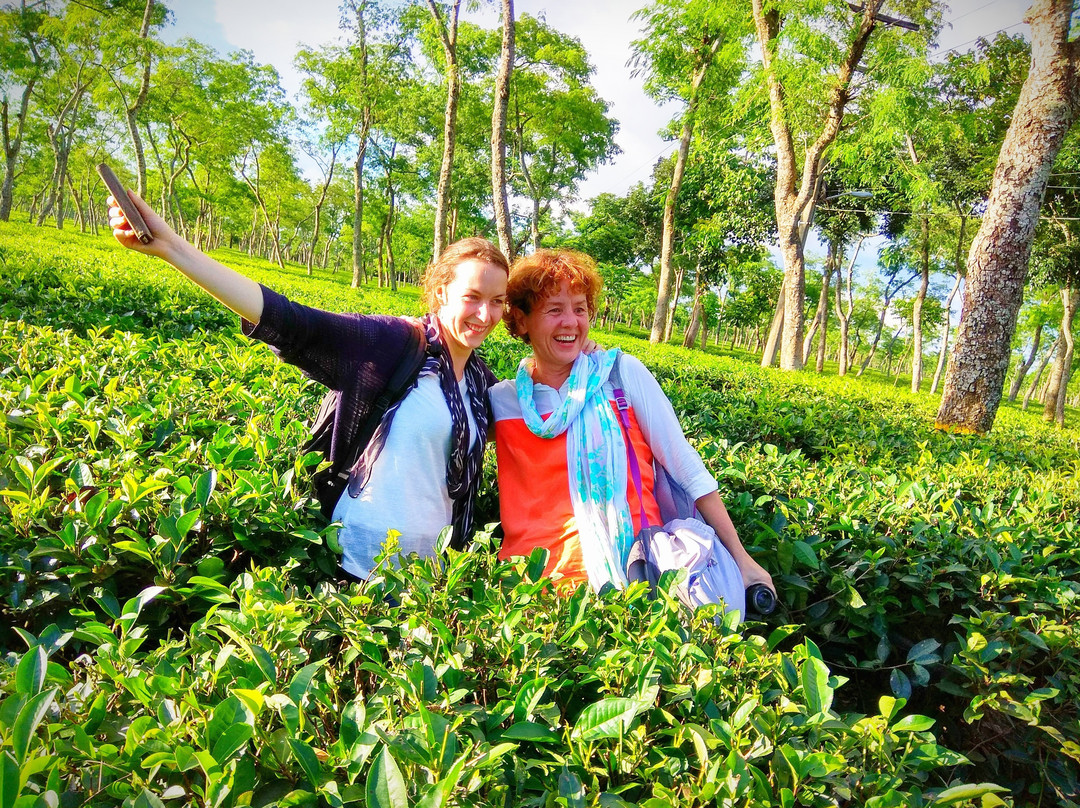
[
  {"left": 491, "top": 248, "right": 773, "bottom": 599},
  {"left": 109, "top": 191, "right": 508, "bottom": 580}
]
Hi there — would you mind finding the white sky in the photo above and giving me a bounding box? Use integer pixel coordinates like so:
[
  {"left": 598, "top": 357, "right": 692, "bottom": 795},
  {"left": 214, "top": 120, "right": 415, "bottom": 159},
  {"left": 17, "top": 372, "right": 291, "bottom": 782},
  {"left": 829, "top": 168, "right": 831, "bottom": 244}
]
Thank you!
[{"left": 166, "top": 0, "right": 1032, "bottom": 277}]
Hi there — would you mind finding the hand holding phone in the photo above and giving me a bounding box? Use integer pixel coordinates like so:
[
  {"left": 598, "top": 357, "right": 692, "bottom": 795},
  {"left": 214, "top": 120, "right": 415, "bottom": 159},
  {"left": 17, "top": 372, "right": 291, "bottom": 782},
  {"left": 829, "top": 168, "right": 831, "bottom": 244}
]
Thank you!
[{"left": 97, "top": 163, "right": 153, "bottom": 244}]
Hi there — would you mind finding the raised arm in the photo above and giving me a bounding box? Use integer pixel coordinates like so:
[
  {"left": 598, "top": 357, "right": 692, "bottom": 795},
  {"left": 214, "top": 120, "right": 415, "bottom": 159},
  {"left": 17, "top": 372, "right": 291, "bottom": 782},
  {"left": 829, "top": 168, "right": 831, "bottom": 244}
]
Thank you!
[{"left": 109, "top": 190, "right": 263, "bottom": 324}]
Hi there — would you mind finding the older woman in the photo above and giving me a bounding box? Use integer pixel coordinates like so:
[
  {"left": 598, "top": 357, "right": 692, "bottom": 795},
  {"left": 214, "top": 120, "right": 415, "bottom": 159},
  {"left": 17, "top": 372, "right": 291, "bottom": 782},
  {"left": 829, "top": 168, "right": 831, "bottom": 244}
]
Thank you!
[{"left": 490, "top": 249, "right": 773, "bottom": 598}]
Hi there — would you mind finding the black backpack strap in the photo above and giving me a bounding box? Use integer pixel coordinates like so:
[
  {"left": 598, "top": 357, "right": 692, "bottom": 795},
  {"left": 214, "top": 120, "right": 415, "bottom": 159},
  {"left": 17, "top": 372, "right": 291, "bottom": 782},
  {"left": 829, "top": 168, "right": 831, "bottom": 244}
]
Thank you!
[
  {"left": 340, "top": 319, "right": 429, "bottom": 474},
  {"left": 311, "top": 320, "right": 429, "bottom": 520}
]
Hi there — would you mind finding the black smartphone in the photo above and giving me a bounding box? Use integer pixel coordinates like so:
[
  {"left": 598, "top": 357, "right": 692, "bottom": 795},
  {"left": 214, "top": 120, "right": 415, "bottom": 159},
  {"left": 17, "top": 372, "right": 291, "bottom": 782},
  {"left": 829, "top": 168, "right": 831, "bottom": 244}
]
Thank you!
[{"left": 97, "top": 163, "right": 153, "bottom": 244}]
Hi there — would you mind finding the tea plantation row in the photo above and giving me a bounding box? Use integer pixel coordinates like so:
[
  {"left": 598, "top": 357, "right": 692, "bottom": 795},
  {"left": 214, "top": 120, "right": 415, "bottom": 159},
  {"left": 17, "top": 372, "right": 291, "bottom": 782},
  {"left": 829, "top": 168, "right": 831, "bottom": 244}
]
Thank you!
[{"left": 2, "top": 223, "right": 1079, "bottom": 807}]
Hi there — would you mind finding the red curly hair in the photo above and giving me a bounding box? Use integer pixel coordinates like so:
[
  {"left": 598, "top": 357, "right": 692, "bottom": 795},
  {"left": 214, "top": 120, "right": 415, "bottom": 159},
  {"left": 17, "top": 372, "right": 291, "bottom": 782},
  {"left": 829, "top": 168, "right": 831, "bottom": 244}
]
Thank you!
[{"left": 504, "top": 249, "right": 603, "bottom": 342}]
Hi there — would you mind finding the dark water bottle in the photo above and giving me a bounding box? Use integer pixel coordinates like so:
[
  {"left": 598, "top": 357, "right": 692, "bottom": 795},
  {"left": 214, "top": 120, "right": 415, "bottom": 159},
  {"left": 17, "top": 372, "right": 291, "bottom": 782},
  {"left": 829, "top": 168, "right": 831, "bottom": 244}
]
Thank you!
[{"left": 746, "top": 584, "right": 776, "bottom": 616}]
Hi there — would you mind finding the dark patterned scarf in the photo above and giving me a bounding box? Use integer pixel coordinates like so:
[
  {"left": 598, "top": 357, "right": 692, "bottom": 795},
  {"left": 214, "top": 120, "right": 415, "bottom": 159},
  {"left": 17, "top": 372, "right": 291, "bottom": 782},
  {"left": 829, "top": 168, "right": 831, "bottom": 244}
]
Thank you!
[{"left": 347, "top": 313, "right": 490, "bottom": 549}]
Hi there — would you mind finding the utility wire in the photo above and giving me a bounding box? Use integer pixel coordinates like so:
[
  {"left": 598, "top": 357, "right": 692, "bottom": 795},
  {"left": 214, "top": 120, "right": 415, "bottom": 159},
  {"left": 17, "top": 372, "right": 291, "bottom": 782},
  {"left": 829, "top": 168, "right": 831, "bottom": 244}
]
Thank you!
[
  {"left": 592, "top": 140, "right": 678, "bottom": 197},
  {"left": 942, "top": 0, "right": 1006, "bottom": 26},
  {"left": 928, "top": 20, "right": 1025, "bottom": 61},
  {"left": 817, "top": 205, "right": 1080, "bottom": 222}
]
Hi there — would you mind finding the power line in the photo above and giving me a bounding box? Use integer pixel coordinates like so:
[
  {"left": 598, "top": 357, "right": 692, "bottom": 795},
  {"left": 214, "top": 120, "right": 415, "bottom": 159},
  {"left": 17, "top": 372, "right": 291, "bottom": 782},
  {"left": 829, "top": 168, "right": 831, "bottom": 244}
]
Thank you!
[
  {"left": 592, "top": 140, "right": 678, "bottom": 197},
  {"left": 942, "top": 0, "right": 1006, "bottom": 26},
  {"left": 928, "top": 20, "right": 1026, "bottom": 62},
  {"left": 817, "top": 204, "right": 1080, "bottom": 222}
]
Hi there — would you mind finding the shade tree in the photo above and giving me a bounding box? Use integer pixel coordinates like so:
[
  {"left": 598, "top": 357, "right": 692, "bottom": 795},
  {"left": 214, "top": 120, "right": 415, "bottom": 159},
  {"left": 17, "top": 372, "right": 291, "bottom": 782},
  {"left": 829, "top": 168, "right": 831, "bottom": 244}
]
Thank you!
[
  {"left": 855, "top": 240, "right": 921, "bottom": 377},
  {"left": 937, "top": 0, "right": 1080, "bottom": 434},
  {"left": 751, "top": 0, "right": 942, "bottom": 370},
  {"left": 631, "top": 0, "right": 752, "bottom": 345},
  {"left": 0, "top": 0, "right": 52, "bottom": 221},
  {"left": 1027, "top": 130, "right": 1080, "bottom": 427},
  {"left": 1008, "top": 290, "right": 1060, "bottom": 403},
  {"left": 508, "top": 13, "right": 618, "bottom": 253}
]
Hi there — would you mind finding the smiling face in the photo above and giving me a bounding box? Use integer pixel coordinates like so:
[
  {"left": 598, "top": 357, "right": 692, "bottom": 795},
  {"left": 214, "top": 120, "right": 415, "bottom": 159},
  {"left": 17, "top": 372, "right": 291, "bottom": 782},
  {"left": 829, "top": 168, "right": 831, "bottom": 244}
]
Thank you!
[
  {"left": 515, "top": 279, "right": 591, "bottom": 388},
  {"left": 435, "top": 258, "right": 508, "bottom": 370}
]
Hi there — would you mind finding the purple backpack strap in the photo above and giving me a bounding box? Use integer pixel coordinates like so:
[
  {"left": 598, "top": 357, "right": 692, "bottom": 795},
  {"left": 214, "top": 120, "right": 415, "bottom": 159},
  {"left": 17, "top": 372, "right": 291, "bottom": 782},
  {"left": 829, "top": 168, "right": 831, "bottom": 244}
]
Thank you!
[{"left": 611, "top": 351, "right": 651, "bottom": 530}]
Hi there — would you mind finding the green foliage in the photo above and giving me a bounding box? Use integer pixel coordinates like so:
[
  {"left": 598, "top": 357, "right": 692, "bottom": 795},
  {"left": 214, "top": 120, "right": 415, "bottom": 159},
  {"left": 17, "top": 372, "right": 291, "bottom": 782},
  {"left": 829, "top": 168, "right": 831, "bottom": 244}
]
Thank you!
[{"left": 4, "top": 223, "right": 1080, "bottom": 805}]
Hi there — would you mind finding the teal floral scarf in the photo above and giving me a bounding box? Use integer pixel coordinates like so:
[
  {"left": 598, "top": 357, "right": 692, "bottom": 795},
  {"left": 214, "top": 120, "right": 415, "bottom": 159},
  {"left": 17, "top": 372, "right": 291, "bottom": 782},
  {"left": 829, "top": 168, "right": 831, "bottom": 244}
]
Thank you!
[{"left": 515, "top": 348, "right": 633, "bottom": 589}]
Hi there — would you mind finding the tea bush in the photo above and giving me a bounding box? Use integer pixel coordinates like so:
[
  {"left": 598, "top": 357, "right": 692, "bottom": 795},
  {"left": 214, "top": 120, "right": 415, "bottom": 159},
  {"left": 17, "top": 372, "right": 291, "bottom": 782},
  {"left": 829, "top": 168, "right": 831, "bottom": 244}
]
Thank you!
[{"left": 2, "top": 222, "right": 1079, "bottom": 806}]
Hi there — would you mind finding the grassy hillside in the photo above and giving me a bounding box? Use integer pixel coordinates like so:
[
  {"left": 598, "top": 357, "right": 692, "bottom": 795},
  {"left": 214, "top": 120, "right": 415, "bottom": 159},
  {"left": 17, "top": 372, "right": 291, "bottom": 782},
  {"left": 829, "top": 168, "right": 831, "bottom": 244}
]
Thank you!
[{"left": 2, "top": 221, "right": 1079, "bottom": 807}]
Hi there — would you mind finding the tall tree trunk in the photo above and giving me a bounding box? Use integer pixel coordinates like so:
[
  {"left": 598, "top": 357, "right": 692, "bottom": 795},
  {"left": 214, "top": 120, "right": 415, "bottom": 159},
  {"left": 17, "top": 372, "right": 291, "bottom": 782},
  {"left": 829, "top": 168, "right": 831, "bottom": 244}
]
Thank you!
[
  {"left": 931, "top": 271, "right": 963, "bottom": 394},
  {"left": 815, "top": 264, "right": 833, "bottom": 373},
  {"left": 350, "top": 3, "right": 373, "bottom": 287},
  {"left": 490, "top": 0, "right": 515, "bottom": 261},
  {"left": 857, "top": 304, "right": 890, "bottom": 377},
  {"left": 65, "top": 171, "right": 84, "bottom": 231},
  {"left": 126, "top": 0, "right": 155, "bottom": 197},
  {"left": 39, "top": 122, "right": 75, "bottom": 230},
  {"left": 931, "top": 212, "right": 968, "bottom": 394},
  {"left": 910, "top": 213, "right": 931, "bottom": 392},
  {"left": 1045, "top": 285, "right": 1078, "bottom": 426},
  {"left": 385, "top": 204, "right": 398, "bottom": 293},
  {"left": 1008, "top": 321, "right": 1044, "bottom": 401},
  {"left": 760, "top": 279, "right": 785, "bottom": 367},
  {"left": 1024, "top": 336, "right": 1059, "bottom": 409},
  {"left": 683, "top": 263, "right": 705, "bottom": 349},
  {"left": 802, "top": 311, "right": 820, "bottom": 360},
  {"left": 752, "top": 0, "right": 883, "bottom": 370},
  {"left": 1, "top": 78, "right": 36, "bottom": 222},
  {"left": 649, "top": 38, "right": 720, "bottom": 344},
  {"left": 352, "top": 123, "right": 371, "bottom": 288},
  {"left": 665, "top": 263, "right": 686, "bottom": 343},
  {"left": 834, "top": 236, "right": 863, "bottom": 377},
  {"left": 238, "top": 150, "right": 284, "bottom": 269},
  {"left": 307, "top": 144, "right": 339, "bottom": 276},
  {"left": 426, "top": 0, "right": 462, "bottom": 261},
  {"left": 802, "top": 247, "right": 832, "bottom": 363},
  {"left": 938, "top": 0, "right": 1080, "bottom": 434}
]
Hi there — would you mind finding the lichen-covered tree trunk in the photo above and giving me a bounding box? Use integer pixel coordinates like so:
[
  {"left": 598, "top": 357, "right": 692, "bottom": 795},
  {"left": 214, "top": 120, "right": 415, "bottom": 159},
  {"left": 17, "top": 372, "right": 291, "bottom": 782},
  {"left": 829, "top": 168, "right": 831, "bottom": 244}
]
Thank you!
[
  {"left": 491, "top": 0, "right": 514, "bottom": 261},
  {"left": 937, "top": 0, "right": 1080, "bottom": 434}
]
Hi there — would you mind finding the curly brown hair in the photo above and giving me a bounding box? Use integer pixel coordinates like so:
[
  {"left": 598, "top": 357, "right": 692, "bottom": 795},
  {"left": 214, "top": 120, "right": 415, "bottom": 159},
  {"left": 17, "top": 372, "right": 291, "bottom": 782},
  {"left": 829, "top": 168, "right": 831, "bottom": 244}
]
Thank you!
[
  {"left": 504, "top": 249, "right": 603, "bottom": 341},
  {"left": 421, "top": 237, "right": 509, "bottom": 312}
]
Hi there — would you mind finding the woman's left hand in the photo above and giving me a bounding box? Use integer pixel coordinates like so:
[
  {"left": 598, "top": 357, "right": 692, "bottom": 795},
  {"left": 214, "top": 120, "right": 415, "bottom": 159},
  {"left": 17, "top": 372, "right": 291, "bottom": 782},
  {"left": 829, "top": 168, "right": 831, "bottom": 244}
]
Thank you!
[{"left": 581, "top": 337, "right": 604, "bottom": 354}]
